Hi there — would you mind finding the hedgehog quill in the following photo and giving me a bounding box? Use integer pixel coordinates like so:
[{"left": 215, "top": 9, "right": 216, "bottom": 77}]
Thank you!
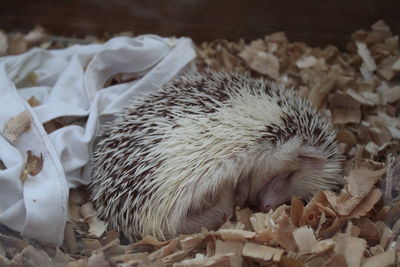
[{"left": 90, "top": 71, "right": 343, "bottom": 241}]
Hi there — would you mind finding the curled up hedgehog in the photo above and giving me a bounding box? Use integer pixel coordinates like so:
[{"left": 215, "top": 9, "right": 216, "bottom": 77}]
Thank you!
[{"left": 90, "top": 71, "right": 343, "bottom": 241}]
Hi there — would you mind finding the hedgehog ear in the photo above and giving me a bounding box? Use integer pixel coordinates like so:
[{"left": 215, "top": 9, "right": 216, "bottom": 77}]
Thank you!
[{"left": 298, "top": 146, "right": 327, "bottom": 169}]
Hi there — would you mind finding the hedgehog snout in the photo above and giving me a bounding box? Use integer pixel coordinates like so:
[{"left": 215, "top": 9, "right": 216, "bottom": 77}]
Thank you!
[{"left": 256, "top": 171, "right": 294, "bottom": 212}]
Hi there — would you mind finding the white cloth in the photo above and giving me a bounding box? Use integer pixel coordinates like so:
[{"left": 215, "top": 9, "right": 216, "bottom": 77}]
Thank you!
[{"left": 0, "top": 35, "right": 196, "bottom": 245}]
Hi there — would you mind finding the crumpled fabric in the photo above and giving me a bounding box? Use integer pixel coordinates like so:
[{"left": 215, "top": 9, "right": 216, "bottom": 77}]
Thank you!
[{"left": 0, "top": 35, "right": 196, "bottom": 245}]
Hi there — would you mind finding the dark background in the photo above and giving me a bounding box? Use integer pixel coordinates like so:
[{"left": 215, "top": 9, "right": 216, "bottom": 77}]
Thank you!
[{"left": 1, "top": 0, "right": 399, "bottom": 47}]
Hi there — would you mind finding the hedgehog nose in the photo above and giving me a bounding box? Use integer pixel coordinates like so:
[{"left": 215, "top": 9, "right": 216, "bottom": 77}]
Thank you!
[{"left": 259, "top": 204, "right": 271, "bottom": 212}]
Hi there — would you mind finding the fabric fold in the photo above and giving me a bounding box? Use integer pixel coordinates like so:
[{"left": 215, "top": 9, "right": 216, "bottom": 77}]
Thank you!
[{"left": 0, "top": 35, "right": 196, "bottom": 245}]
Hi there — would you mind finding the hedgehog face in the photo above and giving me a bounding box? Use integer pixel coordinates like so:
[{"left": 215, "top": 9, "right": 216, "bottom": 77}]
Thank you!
[{"left": 240, "top": 144, "right": 342, "bottom": 212}]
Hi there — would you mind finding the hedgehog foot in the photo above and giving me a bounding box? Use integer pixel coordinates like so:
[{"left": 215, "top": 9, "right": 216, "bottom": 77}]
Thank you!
[{"left": 179, "top": 187, "right": 235, "bottom": 234}]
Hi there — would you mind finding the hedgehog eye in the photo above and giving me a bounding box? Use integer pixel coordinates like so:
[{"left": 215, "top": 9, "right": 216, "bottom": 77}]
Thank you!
[
  {"left": 285, "top": 170, "right": 296, "bottom": 181},
  {"left": 277, "top": 170, "right": 296, "bottom": 181},
  {"left": 298, "top": 146, "right": 327, "bottom": 169}
]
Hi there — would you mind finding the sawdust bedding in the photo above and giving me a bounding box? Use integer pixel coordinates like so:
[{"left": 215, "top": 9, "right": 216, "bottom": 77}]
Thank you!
[{"left": 1, "top": 20, "right": 400, "bottom": 266}]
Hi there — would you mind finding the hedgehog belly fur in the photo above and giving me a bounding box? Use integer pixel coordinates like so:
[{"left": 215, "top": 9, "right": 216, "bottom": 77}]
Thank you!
[{"left": 90, "top": 71, "right": 342, "bottom": 241}]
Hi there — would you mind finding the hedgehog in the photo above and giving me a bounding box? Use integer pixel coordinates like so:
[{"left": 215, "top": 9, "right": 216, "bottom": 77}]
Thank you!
[{"left": 90, "top": 71, "right": 343, "bottom": 241}]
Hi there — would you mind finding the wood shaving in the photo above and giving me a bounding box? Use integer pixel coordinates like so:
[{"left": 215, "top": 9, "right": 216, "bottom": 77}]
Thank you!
[
  {"left": 361, "top": 249, "right": 395, "bottom": 267},
  {"left": 27, "top": 96, "right": 41, "bottom": 107},
  {"left": 242, "top": 242, "right": 284, "bottom": 262},
  {"left": 1, "top": 20, "right": 400, "bottom": 267},
  {"left": 216, "top": 229, "right": 256, "bottom": 241},
  {"left": 292, "top": 226, "right": 317, "bottom": 254},
  {"left": 381, "top": 85, "right": 400, "bottom": 104},
  {"left": 25, "top": 150, "right": 43, "bottom": 176},
  {"left": 3, "top": 110, "right": 32, "bottom": 143},
  {"left": 79, "top": 203, "right": 107, "bottom": 237},
  {"left": 333, "top": 234, "right": 367, "bottom": 267},
  {"left": 356, "top": 42, "right": 377, "bottom": 72}
]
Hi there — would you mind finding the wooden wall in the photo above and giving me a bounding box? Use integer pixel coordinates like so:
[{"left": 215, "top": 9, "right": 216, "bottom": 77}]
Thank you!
[{"left": 0, "top": 0, "right": 399, "bottom": 47}]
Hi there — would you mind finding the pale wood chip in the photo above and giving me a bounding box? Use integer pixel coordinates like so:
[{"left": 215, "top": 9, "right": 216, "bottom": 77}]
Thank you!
[
  {"left": 365, "top": 141, "right": 379, "bottom": 157},
  {"left": 216, "top": 229, "right": 256, "bottom": 241},
  {"left": 25, "top": 25, "right": 48, "bottom": 45},
  {"left": 215, "top": 240, "right": 243, "bottom": 257},
  {"left": 323, "top": 190, "right": 361, "bottom": 216},
  {"left": 292, "top": 226, "right": 317, "bottom": 254},
  {"left": 361, "top": 249, "right": 395, "bottom": 267},
  {"left": 296, "top": 56, "right": 318, "bottom": 69},
  {"left": 346, "top": 167, "right": 386, "bottom": 196},
  {"left": 369, "top": 244, "right": 385, "bottom": 256},
  {"left": 356, "top": 42, "right": 376, "bottom": 72},
  {"left": 334, "top": 234, "right": 366, "bottom": 267},
  {"left": 253, "top": 229, "right": 275, "bottom": 243},
  {"left": 174, "top": 253, "right": 234, "bottom": 267},
  {"left": 381, "top": 85, "right": 400, "bottom": 104},
  {"left": 346, "top": 89, "right": 379, "bottom": 106},
  {"left": 377, "top": 111, "right": 400, "bottom": 128},
  {"left": 311, "top": 239, "right": 335, "bottom": 254},
  {"left": 249, "top": 213, "right": 267, "bottom": 233},
  {"left": 249, "top": 51, "right": 280, "bottom": 79},
  {"left": 3, "top": 110, "right": 32, "bottom": 143},
  {"left": 79, "top": 203, "right": 107, "bottom": 237},
  {"left": 180, "top": 233, "right": 205, "bottom": 251},
  {"left": 377, "top": 56, "right": 399, "bottom": 81},
  {"left": 392, "top": 57, "right": 400, "bottom": 71},
  {"left": 242, "top": 242, "right": 284, "bottom": 262},
  {"left": 271, "top": 204, "right": 291, "bottom": 222},
  {"left": 274, "top": 213, "right": 298, "bottom": 252},
  {"left": 388, "top": 127, "right": 400, "bottom": 140}
]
